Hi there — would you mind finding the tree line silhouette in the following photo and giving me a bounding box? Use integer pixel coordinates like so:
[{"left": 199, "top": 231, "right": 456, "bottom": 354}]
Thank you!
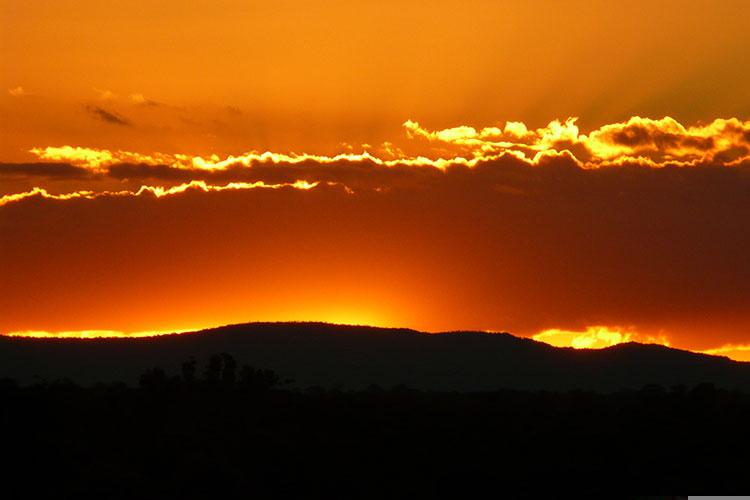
[
  {"left": 139, "top": 353, "right": 282, "bottom": 393},
  {"left": 1, "top": 354, "right": 746, "bottom": 498}
]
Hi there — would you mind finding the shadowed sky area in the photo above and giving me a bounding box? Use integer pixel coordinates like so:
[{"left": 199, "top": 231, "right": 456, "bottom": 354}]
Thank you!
[{"left": 1, "top": 1, "right": 750, "bottom": 357}]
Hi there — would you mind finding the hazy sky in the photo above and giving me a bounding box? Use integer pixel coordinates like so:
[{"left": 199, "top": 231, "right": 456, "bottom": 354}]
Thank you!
[{"left": 2, "top": 1, "right": 750, "bottom": 358}]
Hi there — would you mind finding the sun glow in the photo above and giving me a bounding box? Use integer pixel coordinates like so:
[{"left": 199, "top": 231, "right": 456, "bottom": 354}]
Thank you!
[
  {"left": 533, "top": 326, "right": 670, "bottom": 350},
  {"left": 3, "top": 329, "right": 196, "bottom": 339},
  {"left": 532, "top": 326, "right": 750, "bottom": 362},
  {"left": 700, "top": 345, "right": 750, "bottom": 362},
  {"left": 0, "top": 315, "right": 390, "bottom": 340}
]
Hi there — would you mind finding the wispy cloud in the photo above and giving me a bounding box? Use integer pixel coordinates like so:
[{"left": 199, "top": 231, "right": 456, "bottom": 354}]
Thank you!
[
  {"left": 85, "top": 105, "right": 132, "bottom": 126},
  {"left": 26, "top": 116, "right": 750, "bottom": 174},
  {"left": 129, "top": 93, "right": 161, "bottom": 106},
  {"left": 0, "top": 179, "right": 318, "bottom": 207},
  {"left": 0, "top": 162, "right": 91, "bottom": 179},
  {"left": 8, "top": 86, "right": 29, "bottom": 97},
  {"left": 93, "top": 88, "right": 117, "bottom": 100}
]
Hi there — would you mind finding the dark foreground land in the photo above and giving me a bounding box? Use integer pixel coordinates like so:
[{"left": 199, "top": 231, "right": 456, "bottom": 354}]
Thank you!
[
  {"left": 1, "top": 354, "right": 748, "bottom": 498},
  {"left": 2, "top": 323, "right": 748, "bottom": 497}
]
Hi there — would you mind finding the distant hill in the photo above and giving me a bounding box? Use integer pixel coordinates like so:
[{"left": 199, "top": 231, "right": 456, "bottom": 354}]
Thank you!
[{"left": 1, "top": 322, "right": 748, "bottom": 391}]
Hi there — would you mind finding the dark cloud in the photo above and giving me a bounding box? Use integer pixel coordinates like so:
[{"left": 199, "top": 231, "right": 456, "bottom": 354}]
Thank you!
[
  {"left": 105, "top": 159, "right": 443, "bottom": 189},
  {"left": 0, "top": 162, "right": 92, "bottom": 179},
  {"left": 85, "top": 105, "right": 132, "bottom": 126},
  {"left": 225, "top": 105, "right": 243, "bottom": 116},
  {"left": 137, "top": 98, "right": 162, "bottom": 107},
  {"left": 607, "top": 124, "right": 715, "bottom": 150}
]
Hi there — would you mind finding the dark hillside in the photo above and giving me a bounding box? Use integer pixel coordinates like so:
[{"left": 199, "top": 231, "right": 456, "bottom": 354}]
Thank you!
[{"left": 1, "top": 322, "right": 747, "bottom": 391}]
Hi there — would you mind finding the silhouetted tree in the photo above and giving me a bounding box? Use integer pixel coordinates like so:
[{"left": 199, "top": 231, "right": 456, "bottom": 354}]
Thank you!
[
  {"left": 221, "top": 353, "right": 237, "bottom": 386},
  {"left": 181, "top": 356, "right": 197, "bottom": 386},
  {"left": 3, "top": 364, "right": 749, "bottom": 497},
  {"left": 0, "top": 378, "right": 18, "bottom": 392},
  {"left": 139, "top": 367, "right": 169, "bottom": 392},
  {"left": 239, "top": 365, "right": 279, "bottom": 392},
  {"left": 203, "top": 354, "right": 222, "bottom": 385}
]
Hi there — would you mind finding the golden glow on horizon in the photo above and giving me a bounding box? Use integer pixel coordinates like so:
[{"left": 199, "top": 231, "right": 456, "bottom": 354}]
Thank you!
[
  {"left": 1, "top": 313, "right": 390, "bottom": 340},
  {"left": 277, "top": 310, "right": 391, "bottom": 329},
  {"left": 4, "top": 324, "right": 748, "bottom": 363},
  {"left": 3, "top": 329, "right": 195, "bottom": 339},
  {"left": 700, "top": 345, "right": 750, "bottom": 363},
  {"left": 533, "top": 326, "right": 671, "bottom": 350},
  {"left": 533, "top": 326, "right": 749, "bottom": 362}
]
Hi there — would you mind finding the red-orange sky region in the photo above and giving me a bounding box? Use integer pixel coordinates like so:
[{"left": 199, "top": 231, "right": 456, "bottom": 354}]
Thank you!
[{"left": 1, "top": 1, "right": 750, "bottom": 360}]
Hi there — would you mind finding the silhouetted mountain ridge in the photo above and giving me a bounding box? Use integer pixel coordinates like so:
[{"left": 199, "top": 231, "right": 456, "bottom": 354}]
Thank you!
[{"left": 1, "top": 321, "right": 747, "bottom": 391}]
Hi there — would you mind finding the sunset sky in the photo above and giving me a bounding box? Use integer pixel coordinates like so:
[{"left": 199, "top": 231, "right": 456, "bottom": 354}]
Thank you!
[{"left": 2, "top": 0, "right": 750, "bottom": 359}]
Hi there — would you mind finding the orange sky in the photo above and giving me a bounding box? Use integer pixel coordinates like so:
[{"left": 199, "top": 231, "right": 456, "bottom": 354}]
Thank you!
[
  {"left": 1, "top": 1, "right": 750, "bottom": 359},
  {"left": 3, "top": 0, "right": 750, "bottom": 159}
]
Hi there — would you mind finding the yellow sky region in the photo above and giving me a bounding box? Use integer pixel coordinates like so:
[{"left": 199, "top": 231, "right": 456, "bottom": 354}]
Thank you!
[
  {"left": 2, "top": 1, "right": 750, "bottom": 160},
  {"left": 4, "top": 329, "right": 196, "bottom": 339},
  {"left": 701, "top": 345, "right": 750, "bottom": 363}
]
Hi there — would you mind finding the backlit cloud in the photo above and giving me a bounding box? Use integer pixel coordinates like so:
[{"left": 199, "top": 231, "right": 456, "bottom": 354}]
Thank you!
[
  {"left": 20, "top": 116, "right": 750, "bottom": 183},
  {"left": 0, "top": 179, "right": 318, "bottom": 207},
  {"left": 404, "top": 116, "right": 750, "bottom": 168}
]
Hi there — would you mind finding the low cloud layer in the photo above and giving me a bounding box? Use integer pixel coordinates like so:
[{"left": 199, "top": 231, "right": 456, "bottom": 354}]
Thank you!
[
  {"left": 6, "top": 116, "right": 748, "bottom": 191},
  {"left": 404, "top": 116, "right": 750, "bottom": 168}
]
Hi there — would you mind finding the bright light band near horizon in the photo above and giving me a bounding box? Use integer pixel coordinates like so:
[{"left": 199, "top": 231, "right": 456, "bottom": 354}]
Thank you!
[
  {"left": 2, "top": 325, "right": 749, "bottom": 362},
  {"left": 2, "top": 329, "right": 197, "bottom": 339}
]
